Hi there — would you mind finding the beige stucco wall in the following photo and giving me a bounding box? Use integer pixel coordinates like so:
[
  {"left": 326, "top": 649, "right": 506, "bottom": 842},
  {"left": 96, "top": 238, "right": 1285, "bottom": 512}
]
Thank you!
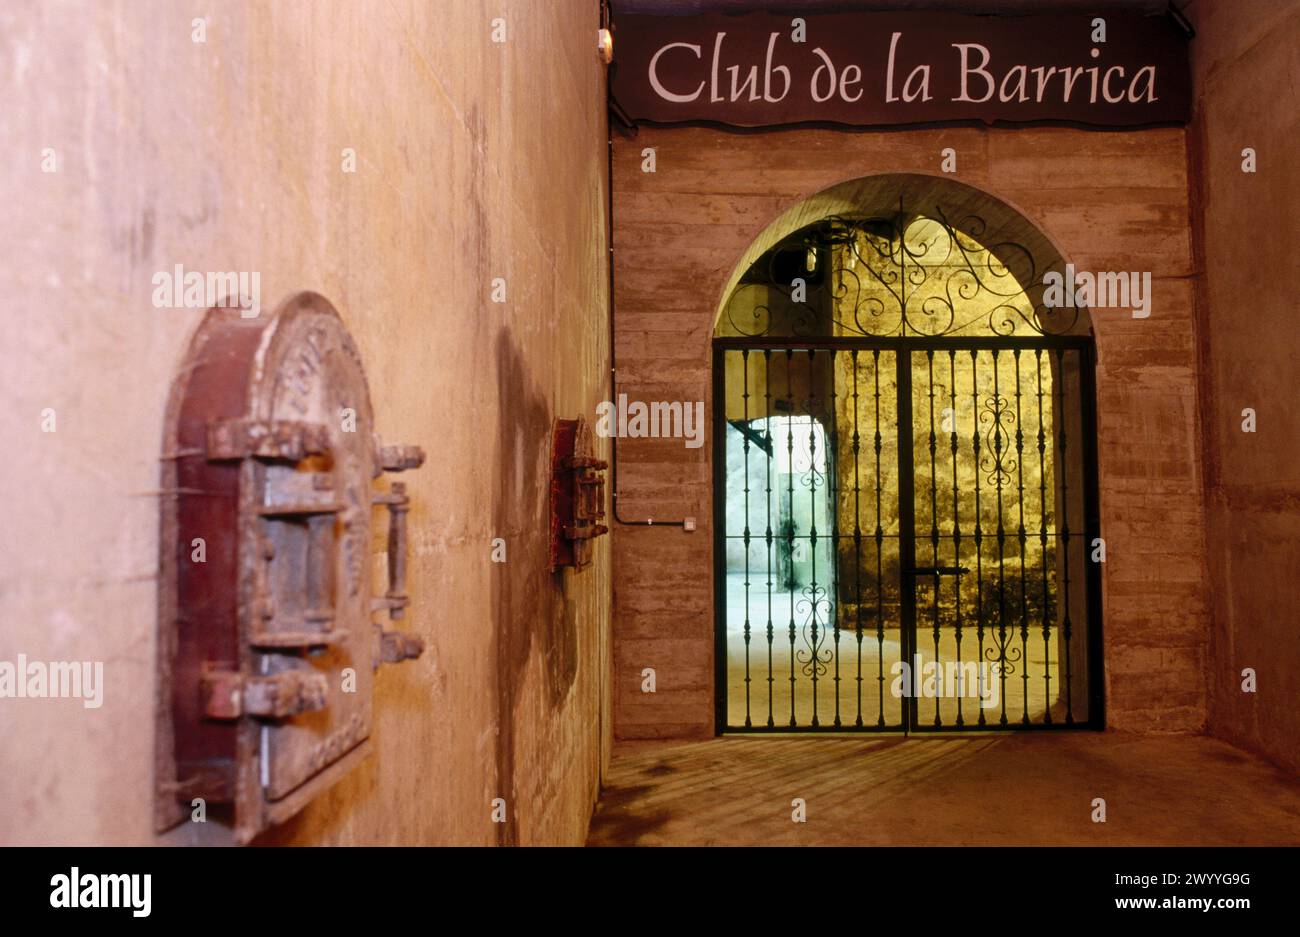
[
  {"left": 612, "top": 124, "right": 1207, "bottom": 738},
  {"left": 0, "top": 0, "right": 611, "bottom": 844},
  {"left": 1186, "top": 0, "right": 1300, "bottom": 773}
]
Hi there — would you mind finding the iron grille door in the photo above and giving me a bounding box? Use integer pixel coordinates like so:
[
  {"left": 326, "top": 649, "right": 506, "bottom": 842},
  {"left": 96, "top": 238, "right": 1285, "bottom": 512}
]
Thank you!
[{"left": 714, "top": 340, "right": 1102, "bottom": 733}]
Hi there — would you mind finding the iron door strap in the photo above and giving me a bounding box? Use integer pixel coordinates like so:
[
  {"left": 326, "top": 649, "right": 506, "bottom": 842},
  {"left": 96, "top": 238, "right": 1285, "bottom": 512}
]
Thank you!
[{"left": 903, "top": 565, "right": 970, "bottom": 576}]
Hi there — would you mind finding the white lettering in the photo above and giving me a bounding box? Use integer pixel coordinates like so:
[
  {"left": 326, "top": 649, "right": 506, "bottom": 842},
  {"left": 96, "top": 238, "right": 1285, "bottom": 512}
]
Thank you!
[{"left": 648, "top": 42, "right": 704, "bottom": 103}]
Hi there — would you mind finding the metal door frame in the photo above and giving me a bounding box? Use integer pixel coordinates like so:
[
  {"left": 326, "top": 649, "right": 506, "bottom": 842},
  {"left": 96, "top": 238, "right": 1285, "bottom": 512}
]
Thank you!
[{"left": 712, "top": 334, "right": 1105, "bottom": 734}]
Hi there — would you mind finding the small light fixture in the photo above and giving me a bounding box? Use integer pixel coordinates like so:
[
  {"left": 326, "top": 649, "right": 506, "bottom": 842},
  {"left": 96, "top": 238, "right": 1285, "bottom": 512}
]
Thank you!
[{"left": 597, "top": 28, "right": 614, "bottom": 64}]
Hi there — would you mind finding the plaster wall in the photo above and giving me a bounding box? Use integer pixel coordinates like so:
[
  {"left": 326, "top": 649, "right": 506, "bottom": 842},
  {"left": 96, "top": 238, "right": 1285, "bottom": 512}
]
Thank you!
[
  {"left": 0, "top": 0, "right": 612, "bottom": 845},
  {"left": 1186, "top": 0, "right": 1300, "bottom": 773}
]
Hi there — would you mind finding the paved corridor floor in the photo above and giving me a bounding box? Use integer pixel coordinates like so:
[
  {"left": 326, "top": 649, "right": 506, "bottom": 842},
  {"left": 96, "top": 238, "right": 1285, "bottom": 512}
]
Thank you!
[{"left": 587, "top": 734, "right": 1300, "bottom": 846}]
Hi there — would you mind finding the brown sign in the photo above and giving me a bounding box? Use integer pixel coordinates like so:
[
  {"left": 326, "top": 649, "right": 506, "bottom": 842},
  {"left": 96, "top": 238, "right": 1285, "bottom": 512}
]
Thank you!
[{"left": 610, "top": 12, "right": 1190, "bottom": 128}]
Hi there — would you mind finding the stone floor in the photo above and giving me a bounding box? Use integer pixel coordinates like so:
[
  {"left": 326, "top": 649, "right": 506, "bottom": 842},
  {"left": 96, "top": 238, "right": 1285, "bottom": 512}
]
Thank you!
[{"left": 587, "top": 733, "right": 1300, "bottom": 845}]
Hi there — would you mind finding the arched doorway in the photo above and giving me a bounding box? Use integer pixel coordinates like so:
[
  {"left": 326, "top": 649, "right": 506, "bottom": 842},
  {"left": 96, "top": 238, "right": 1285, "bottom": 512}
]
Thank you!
[{"left": 712, "top": 175, "right": 1103, "bottom": 733}]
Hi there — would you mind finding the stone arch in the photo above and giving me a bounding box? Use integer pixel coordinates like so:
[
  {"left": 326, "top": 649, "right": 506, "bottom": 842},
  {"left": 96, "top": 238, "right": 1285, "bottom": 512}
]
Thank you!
[{"left": 711, "top": 173, "right": 1101, "bottom": 730}]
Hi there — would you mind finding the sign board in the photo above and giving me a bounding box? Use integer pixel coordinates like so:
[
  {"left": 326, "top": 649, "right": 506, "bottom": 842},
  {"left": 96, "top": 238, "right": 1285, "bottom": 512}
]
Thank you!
[{"left": 610, "top": 12, "right": 1190, "bottom": 129}]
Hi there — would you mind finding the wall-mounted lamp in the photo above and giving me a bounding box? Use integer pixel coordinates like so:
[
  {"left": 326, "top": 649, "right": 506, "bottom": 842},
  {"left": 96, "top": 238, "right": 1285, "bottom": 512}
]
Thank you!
[{"left": 598, "top": 28, "right": 614, "bottom": 65}]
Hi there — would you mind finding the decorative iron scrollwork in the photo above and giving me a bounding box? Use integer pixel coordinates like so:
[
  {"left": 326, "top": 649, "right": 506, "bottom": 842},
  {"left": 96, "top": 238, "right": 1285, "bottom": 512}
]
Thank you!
[
  {"left": 980, "top": 394, "right": 1017, "bottom": 487},
  {"left": 721, "top": 200, "right": 1085, "bottom": 339},
  {"left": 795, "top": 584, "right": 833, "bottom": 679}
]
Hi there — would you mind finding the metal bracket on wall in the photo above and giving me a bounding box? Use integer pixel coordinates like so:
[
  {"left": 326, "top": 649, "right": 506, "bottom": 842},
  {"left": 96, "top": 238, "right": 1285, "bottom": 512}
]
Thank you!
[{"left": 549, "top": 418, "right": 610, "bottom": 570}]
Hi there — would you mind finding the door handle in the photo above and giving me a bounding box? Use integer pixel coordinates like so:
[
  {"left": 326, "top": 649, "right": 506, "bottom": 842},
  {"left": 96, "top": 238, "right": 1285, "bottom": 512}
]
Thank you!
[{"left": 904, "top": 565, "right": 970, "bottom": 576}]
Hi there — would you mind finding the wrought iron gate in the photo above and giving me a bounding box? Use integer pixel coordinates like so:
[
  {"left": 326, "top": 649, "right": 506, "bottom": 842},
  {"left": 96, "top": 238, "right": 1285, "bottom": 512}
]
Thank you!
[{"left": 711, "top": 206, "right": 1104, "bottom": 733}]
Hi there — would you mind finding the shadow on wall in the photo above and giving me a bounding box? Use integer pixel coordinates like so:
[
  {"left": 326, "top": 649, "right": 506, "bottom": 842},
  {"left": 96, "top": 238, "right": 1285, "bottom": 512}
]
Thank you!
[{"left": 491, "top": 329, "right": 579, "bottom": 845}]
